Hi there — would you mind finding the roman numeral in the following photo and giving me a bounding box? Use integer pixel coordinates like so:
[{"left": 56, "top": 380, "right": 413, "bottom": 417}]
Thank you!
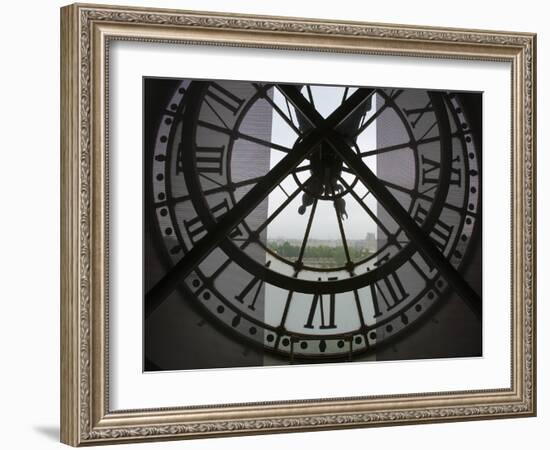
[
  {"left": 404, "top": 100, "right": 433, "bottom": 128},
  {"left": 304, "top": 277, "right": 337, "bottom": 329},
  {"left": 205, "top": 82, "right": 246, "bottom": 115},
  {"left": 195, "top": 145, "right": 225, "bottom": 175},
  {"left": 421, "top": 154, "right": 462, "bottom": 187},
  {"left": 183, "top": 199, "right": 241, "bottom": 243},
  {"left": 371, "top": 272, "right": 409, "bottom": 318},
  {"left": 235, "top": 261, "right": 271, "bottom": 311},
  {"left": 413, "top": 204, "right": 455, "bottom": 253},
  {"left": 176, "top": 144, "right": 225, "bottom": 175}
]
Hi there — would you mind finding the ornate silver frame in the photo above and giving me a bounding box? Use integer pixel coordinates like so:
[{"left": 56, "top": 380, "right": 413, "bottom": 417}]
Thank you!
[{"left": 60, "top": 3, "right": 536, "bottom": 446}]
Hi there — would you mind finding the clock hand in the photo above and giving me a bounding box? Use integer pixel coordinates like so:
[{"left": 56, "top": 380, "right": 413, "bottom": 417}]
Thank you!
[
  {"left": 328, "top": 183, "right": 353, "bottom": 271},
  {"left": 145, "top": 131, "right": 315, "bottom": 318},
  {"left": 145, "top": 88, "right": 375, "bottom": 317},
  {"left": 298, "top": 177, "right": 321, "bottom": 215},
  {"left": 336, "top": 137, "right": 480, "bottom": 319},
  {"left": 295, "top": 197, "right": 318, "bottom": 273},
  {"left": 278, "top": 85, "right": 375, "bottom": 133},
  {"left": 279, "top": 86, "right": 481, "bottom": 319},
  {"left": 280, "top": 85, "right": 373, "bottom": 217}
]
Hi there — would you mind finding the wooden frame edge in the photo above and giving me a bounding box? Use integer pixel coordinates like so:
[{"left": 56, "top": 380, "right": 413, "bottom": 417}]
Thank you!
[
  {"left": 60, "top": 3, "right": 537, "bottom": 446},
  {"left": 61, "top": 4, "right": 80, "bottom": 447}
]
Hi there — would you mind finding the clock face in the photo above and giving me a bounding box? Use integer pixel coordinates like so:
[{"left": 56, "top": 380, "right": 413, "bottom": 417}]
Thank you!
[{"left": 144, "top": 78, "right": 482, "bottom": 370}]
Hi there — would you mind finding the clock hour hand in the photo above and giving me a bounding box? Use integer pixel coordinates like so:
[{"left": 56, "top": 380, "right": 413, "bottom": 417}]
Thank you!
[
  {"left": 298, "top": 177, "right": 322, "bottom": 215},
  {"left": 279, "top": 84, "right": 371, "bottom": 220},
  {"left": 145, "top": 88, "right": 375, "bottom": 317}
]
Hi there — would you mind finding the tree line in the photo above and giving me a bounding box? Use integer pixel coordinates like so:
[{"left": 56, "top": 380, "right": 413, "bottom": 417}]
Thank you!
[{"left": 269, "top": 241, "right": 370, "bottom": 265}]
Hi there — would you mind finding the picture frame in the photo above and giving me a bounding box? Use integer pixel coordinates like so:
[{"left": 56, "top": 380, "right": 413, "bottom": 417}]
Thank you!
[{"left": 60, "top": 2, "right": 536, "bottom": 446}]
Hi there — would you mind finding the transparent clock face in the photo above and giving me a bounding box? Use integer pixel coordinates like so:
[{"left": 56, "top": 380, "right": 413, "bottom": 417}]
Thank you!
[{"left": 144, "top": 78, "right": 482, "bottom": 371}]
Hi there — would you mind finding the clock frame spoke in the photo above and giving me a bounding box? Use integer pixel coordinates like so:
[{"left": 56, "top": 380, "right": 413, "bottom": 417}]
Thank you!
[
  {"left": 251, "top": 83, "right": 304, "bottom": 136},
  {"left": 329, "top": 184, "right": 353, "bottom": 271},
  {"left": 255, "top": 182, "right": 304, "bottom": 235},
  {"left": 341, "top": 166, "right": 354, "bottom": 175},
  {"left": 202, "top": 96, "right": 232, "bottom": 130},
  {"left": 295, "top": 198, "right": 318, "bottom": 271},
  {"left": 359, "top": 140, "right": 416, "bottom": 158},
  {"left": 338, "top": 176, "right": 397, "bottom": 243},
  {"left": 278, "top": 290, "right": 295, "bottom": 335},
  {"left": 350, "top": 89, "right": 403, "bottom": 139},
  {"left": 382, "top": 179, "right": 476, "bottom": 216},
  {"left": 341, "top": 86, "right": 350, "bottom": 104},
  {"left": 358, "top": 116, "right": 470, "bottom": 159},
  {"left": 197, "top": 119, "right": 292, "bottom": 153},
  {"left": 292, "top": 164, "right": 311, "bottom": 175},
  {"left": 163, "top": 175, "right": 265, "bottom": 206},
  {"left": 305, "top": 85, "right": 315, "bottom": 107}
]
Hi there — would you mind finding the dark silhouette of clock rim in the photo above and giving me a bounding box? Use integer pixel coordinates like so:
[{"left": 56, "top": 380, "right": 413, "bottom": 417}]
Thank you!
[{"left": 145, "top": 80, "right": 481, "bottom": 363}]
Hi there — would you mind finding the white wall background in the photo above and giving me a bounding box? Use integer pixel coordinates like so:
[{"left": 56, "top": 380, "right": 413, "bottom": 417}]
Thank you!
[{"left": 0, "top": 0, "right": 545, "bottom": 448}]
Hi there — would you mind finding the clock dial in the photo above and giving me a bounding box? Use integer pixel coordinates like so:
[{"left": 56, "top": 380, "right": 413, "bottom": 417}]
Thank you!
[{"left": 145, "top": 78, "right": 481, "bottom": 368}]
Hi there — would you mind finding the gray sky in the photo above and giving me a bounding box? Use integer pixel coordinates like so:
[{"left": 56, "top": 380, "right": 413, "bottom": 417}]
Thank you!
[{"left": 265, "top": 85, "right": 379, "bottom": 241}]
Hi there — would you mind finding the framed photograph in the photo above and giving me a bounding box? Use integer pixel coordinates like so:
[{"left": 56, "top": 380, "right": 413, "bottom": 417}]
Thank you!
[{"left": 60, "top": 3, "right": 536, "bottom": 446}]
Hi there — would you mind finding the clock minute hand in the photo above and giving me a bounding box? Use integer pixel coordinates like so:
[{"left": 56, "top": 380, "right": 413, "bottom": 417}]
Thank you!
[
  {"left": 278, "top": 85, "right": 376, "bottom": 134},
  {"left": 279, "top": 86, "right": 481, "bottom": 320},
  {"left": 329, "top": 133, "right": 481, "bottom": 319},
  {"left": 145, "top": 88, "right": 374, "bottom": 317}
]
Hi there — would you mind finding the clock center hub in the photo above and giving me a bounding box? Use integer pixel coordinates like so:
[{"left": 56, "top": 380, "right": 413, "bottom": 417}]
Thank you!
[
  {"left": 309, "top": 143, "right": 344, "bottom": 188},
  {"left": 296, "top": 141, "right": 351, "bottom": 218}
]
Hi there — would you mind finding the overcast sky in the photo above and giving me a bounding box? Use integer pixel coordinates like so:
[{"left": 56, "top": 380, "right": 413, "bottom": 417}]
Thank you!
[{"left": 264, "top": 85, "right": 379, "bottom": 242}]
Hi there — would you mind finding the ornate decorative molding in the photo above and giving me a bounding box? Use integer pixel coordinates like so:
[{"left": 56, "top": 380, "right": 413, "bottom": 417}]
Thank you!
[
  {"left": 86, "top": 402, "right": 531, "bottom": 441},
  {"left": 84, "top": 8, "right": 533, "bottom": 47},
  {"left": 65, "top": 4, "right": 536, "bottom": 445},
  {"left": 78, "top": 7, "right": 93, "bottom": 442},
  {"left": 520, "top": 35, "right": 535, "bottom": 415}
]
